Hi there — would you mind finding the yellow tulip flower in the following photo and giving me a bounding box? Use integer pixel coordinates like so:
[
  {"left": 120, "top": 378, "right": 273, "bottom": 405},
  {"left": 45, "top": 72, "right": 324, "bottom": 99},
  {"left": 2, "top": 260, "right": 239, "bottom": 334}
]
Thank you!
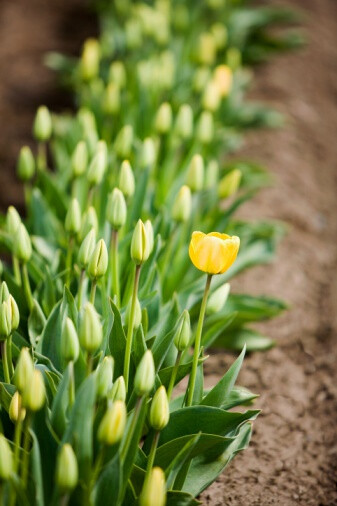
[{"left": 189, "top": 231, "right": 240, "bottom": 275}]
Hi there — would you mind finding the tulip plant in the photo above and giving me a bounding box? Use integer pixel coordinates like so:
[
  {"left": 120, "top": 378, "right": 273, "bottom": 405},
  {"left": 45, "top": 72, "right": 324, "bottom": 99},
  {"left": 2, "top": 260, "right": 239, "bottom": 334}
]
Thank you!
[{"left": 0, "top": 0, "right": 298, "bottom": 504}]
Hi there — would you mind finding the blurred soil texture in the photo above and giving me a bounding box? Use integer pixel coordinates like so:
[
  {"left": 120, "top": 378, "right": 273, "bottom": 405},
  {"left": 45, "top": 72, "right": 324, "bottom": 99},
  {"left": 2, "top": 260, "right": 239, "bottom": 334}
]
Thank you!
[{"left": 0, "top": 0, "right": 337, "bottom": 504}]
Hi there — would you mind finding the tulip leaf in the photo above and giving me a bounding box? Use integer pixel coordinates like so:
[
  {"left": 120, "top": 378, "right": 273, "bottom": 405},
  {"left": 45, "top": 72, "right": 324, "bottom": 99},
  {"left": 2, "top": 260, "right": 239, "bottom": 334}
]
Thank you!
[
  {"left": 217, "top": 327, "right": 275, "bottom": 351},
  {"left": 28, "top": 299, "right": 47, "bottom": 348},
  {"left": 30, "top": 430, "right": 45, "bottom": 506},
  {"left": 166, "top": 491, "right": 201, "bottom": 506},
  {"left": 109, "top": 301, "right": 127, "bottom": 379},
  {"left": 94, "top": 454, "right": 121, "bottom": 506},
  {"left": 50, "top": 363, "right": 71, "bottom": 438}
]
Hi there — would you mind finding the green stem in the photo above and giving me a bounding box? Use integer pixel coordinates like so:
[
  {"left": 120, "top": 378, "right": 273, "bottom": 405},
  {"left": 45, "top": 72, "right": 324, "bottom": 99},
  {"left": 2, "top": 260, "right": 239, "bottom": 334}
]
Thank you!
[
  {"left": 1, "top": 341, "right": 10, "bottom": 384},
  {"left": 90, "top": 279, "right": 97, "bottom": 305},
  {"left": 110, "top": 229, "right": 120, "bottom": 307},
  {"left": 37, "top": 142, "right": 47, "bottom": 171},
  {"left": 13, "top": 417, "right": 23, "bottom": 473},
  {"left": 65, "top": 236, "right": 74, "bottom": 288},
  {"left": 21, "top": 413, "right": 31, "bottom": 486},
  {"left": 145, "top": 432, "right": 159, "bottom": 481},
  {"left": 21, "top": 263, "right": 34, "bottom": 311},
  {"left": 6, "top": 335, "right": 14, "bottom": 378},
  {"left": 120, "top": 396, "right": 143, "bottom": 462},
  {"left": 77, "top": 269, "right": 85, "bottom": 311},
  {"left": 86, "top": 353, "right": 93, "bottom": 376},
  {"left": 186, "top": 274, "right": 212, "bottom": 407},
  {"left": 69, "top": 361, "right": 75, "bottom": 407},
  {"left": 167, "top": 351, "right": 182, "bottom": 401},
  {"left": 123, "top": 265, "right": 141, "bottom": 392},
  {"left": 60, "top": 494, "right": 70, "bottom": 506},
  {"left": 12, "top": 255, "right": 22, "bottom": 285}
]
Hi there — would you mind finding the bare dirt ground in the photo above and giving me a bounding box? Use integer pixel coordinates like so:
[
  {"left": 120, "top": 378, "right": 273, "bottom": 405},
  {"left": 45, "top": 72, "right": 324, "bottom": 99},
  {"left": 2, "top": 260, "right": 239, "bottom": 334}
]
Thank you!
[{"left": 0, "top": 0, "right": 336, "bottom": 505}]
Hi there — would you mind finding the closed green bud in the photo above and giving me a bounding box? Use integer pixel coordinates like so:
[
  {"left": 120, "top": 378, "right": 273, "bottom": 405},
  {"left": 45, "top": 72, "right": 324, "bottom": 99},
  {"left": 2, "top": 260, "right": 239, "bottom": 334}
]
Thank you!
[
  {"left": 126, "top": 297, "right": 142, "bottom": 329},
  {"left": 134, "top": 350, "right": 155, "bottom": 396},
  {"left": 80, "top": 206, "right": 98, "bottom": 240},
  {"left": 61, "top": 317, "right": 79, "bottom": 363},
  {"left": 140, "top": 138, "right": 156, "bottom": 169},
  {"left": 79, "top": 302, "right": 103, "bottom": 353},
  {"left": 17, "top": 146, "right": 35, "bottom": 181},
  {"left": 144, "top": 220, "right": 154, "bottom": 258},
  {"left": 56, "top": 444, "right": 78, "bottom": 492},
  {"left": 33, "top": 106, "right": 52, "bottom": 142},
  {"left": 6, "top": 206, "right": 21, "bottom": 235},
  {"left": 107, "top": 188, "right": 127, "bottom": 230},
  {"left": 198, "top": 32, "right": 216, "bottom": 65},
  {"left": 139, "top": 467, "right": 166, "bottom": 506},
  {"left": 87, "top": 141, "right": 108, "bottom": 186},
  {"left": 8, "top": 295, "right": 20, "bottom": 331},
  {"left": 78, "top": 229, "right": 96, "bottom": 269},
  {"left": 81, "top": 38, "right": 100, "bottom": 81},
  {"left": 204, "top": 159, "right": 219, "bottom": 189},
  {"left": 155, "top": 102, "right": 172, "bottom": 134},
  {"left": 65, "top": 198, "right": 81, "bottom": 235},
  {"left": 119, "top": 160, "right": 135, "bottom": 198},
  {"left": 226, "top": 47, "right": 242, "bottom": 71},
  {"left": 202, "top": 80, "right": 221, "bottom": 112},
  {"left": 218, "top": 169, "right": 242, "bottom": 199},
  {"left": 115, "top": 125, "right": 133, "bottom": 159},
  {"left": 172, "top": 185, "right": 192, "bottom": 223},
  {"left": 71, "top": 141, "right": 88, "bottom": 177},
  {"left": 175, "top": 104, "right": 193, "bottom": 140},
  {"left": 14, "top": 223, "right": 32, "bottom": 263},
  {"left": 9, "top": 391, "right": 26, "bottom": 423},
  {"left": 103, "top": 82, "right": 121, "bottom": 115},
  {"left": 0, "top": 282, "right": 10, "bottom": 303},
  {"left": 186, "top": 154, "right": 204, "bottom": 192},
  {"left": 211, "top": 22, "right": 228, "bottom": 49},
  {"left": 22, "top": 369, "right": 45, "bottom": 411},
  {"left": 125, "top": 18, "right": 143, "bottom": 49},
  {"left": 88, "top": 239, "right": 108, "bottom": 279},
  {"left": 149, "top": 386, "right": 169, "bottom": 431},
  {"left": 0, "top": 301, "right": 11, "bottom": 338},
  {"left": 0, "top": 434, "right": 13, "bottom": 481},
  {"left": 96, "top": 356, "right": 114, "bottom": 398},
  {"left": 109, "top": 376, "right": 126, "bottom": 402},
  {"left": 14, "top": 348, "right": 34, "bottom": 393},
  {"left": 174, "top": 310, "right": 191, "bottom": 351},
  {"left": 98, "top": 400, "right": 127, "bottom": 445},
  {"left": 108, "top": 61, "right": 126, "bottom": 88},
  {"left": 207, "top": 283, "right": 230, "bottom": 315},
  {"left": 196, "top": 111, "right": 214, "bottom": 144},
  {"left": 131, "top": 220, "right": 150, "bottom": 265}
]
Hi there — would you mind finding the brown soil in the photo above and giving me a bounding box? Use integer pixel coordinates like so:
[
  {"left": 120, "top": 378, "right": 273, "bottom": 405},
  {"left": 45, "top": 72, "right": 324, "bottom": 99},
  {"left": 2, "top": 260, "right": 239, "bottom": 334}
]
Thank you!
[{"left": 0, "top": 0, "right": 337, "bottom": 505}]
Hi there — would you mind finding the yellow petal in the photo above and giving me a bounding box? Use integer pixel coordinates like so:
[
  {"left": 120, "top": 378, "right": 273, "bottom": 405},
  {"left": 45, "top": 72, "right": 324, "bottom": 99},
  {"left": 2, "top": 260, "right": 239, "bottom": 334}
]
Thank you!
[
  {"left": 189, "top": 231, "right": 205, "bottom": 267},
  {"left": 193, "top": 236, "right": 227, "bottom": 274},
  {"left": 208, "top": 232, "right": 231, "bottom": 241}
]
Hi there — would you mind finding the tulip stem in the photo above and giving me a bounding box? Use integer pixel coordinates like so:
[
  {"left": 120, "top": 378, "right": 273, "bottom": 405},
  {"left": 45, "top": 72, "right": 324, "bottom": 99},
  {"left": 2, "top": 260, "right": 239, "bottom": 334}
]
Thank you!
[
  {"left": 1, "top": 341, "right": 10, "bottom": 384},
  {"left": 145, "top": 431, "right": 159, "bottom": 482},
  {"left": 186, "top": 274, "right": 212, "bottom": 407},
  {"left": 77, "top": 269, "right": 85, "bottom": 311},
  {"left": 37, "top": 142, "right": 47, "bottom": 171},
  {"left": 90, "top": 280, "right": 97, "bottom": 305},
  {"left": 6, "top": 335, "right": 14, "bottom": 378},
  {"left": 120, "top": 396, "right": 143, "bottom": 462},
  {"left": 110, "top": 229, "right": 120, "bottom": 307},
  {"left": 21, "top": 413, "right": 31, "bottom": 486},
  {"left": 13, "top": 416, "right": 23, "bottom": 473},
  {"left": 13, "top": 255, "right": 22, "bottom": 285},
  {"left": 22, "top": 263, "right": 34, "bottom": 311},
  {"left": 123, "top": 265, "right": 141, "bottom": 392},
  {"left": 167, "top": 351, "right": 182, "bottom": 401},
  {"left": 69, "top": 361, "right": 75, "bottom": 407},
  {"left": 65, "top": 236, "right": 74, "bottom": 288}
]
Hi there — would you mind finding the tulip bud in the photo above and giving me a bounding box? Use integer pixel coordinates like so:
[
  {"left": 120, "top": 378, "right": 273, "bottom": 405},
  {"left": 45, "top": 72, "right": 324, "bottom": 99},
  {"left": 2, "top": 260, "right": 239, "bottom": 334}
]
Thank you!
[
  {"left": 81, "top": 38, "right": 100, "bottom": 81},
  {"left": 14, "top": 223, "right": 32, "bottom": 263},
  {"left": 174, "top": 310, "right": 191, "bottom": 351},
  {"left": 71, "top": 141, "right": 88, "bottom": 178},
  {"left": 87, "top": 141, "right": 108, "bottom": 186},
  {"left": 131, "top": 220, "right": 150, "bottom": 265},
  {"left": 78, "top": 229, "right": 96, "bottom": 269},
  {"left": 107, "top": 188, "right": 127, "bottom": 230},
  {"left": 108, "top": 61, "right": 126, "bottom": 88},
  {"left": 155, "top": 102, "right": 172, "bottom": 134},
  {"left": 9, "top": 391, "right": 26, "bottom": 422},
  {"left": 61, "top": 317, "right": 80, "bottom": 363},
  {"left": 207, "top": 283, "right": 230, "bottom": 315},
  {"left": 88, "top": 239, "right": 108, "bottom": 280},
  {"left": 139, "top": 467, "right": 166, "bottom": 506},
  {"left": 115, "top": 125, "right": 133, "bottom": 159},
  {"left": 226, "top": 47, "right": 242, "bottom": 71},
  {"left": 109, "top": 376, "right": 126, "bottom": 402},
  {"left": 103, "top": 82, "right": 121, "bottom": 115},
  {"left": 33, "top": 106, "right": 52, "bottom": 142},
  {"left": 126, "top": 297, "right": 142, "bottom": 329},
  {"left": 96, "top": 356, "right": 114, "bottom": 398},
  {"left": 8, "top": 295, "right": 20, "bottom": 331},
  {"left": 80, "top": 206, "right": 98, "bottom": 240},
  {"left": 0, "top": 434, "right": 13, "bottom": 481},
  {"left": 0, "top": 301, "right": 11, "bottom": 339},
  {"left": 198, "top": 32, "right": 216, "bottom": 65},
  {"left": 149, "top": 386, "right": 169, "bottom": 431},
  {"left": 0, "top": 282, "right": 10, "bottom": 303},
  {"left": 125, "top": 18, "right": 142, "bottom": 49},
  {"left": 22, "top": 369, "right": 45, "bottom": 411},
  {"left": 144, "top": 220, "right": 154, "bottom": 258},
  {"left": 172, "top": 185, "right": 192, "bottom": 223},
  {"left": 175, "top": 104, "right": 193, "bottom": 140},
  {"left": 98, "top": 400, "right": 127, "bottom": 446},
  {"left": 211, "top": 23, "right": 228, "bottom": 50},
  {"left": 193, "top": 66, "right": 211, "bottom": 93},
  {"left": 140, "top": 138, "right": 156, "bottom": 169},
  {"left": 202, "top": 80, "right": 221, "bottom": 112},
  {"left": 17, "top": 146, "right": 35, "bottom": 181},
  {"left": 14, "top": 348, "right": 34, "bottom": 393},
  {"left": 218, "top": 169, "right": 242, "bottom": 199},
  {"left": 79, "top": 302, "right": 103, "bottom": 353},
  {"left": 186, "top": 154, "right": 204, "bottom": 192},
  {"left": 6, "top": 206, "right": 21, "bottom": 235},
  {"left": 196, "top": 111, "right": 214, "bottom": 145},
  {"left": 134, "top": 350, "right": 155, "bottom": 396},
  {"left": 213, "top": 65, "right": 233, "bottom": 97},
  {"left": 65, "top": 198, "right": 81, "bottom": 235},
  {"left": 56, "top": 444, "right": 78, "bottom": 492},
  {"left": 119, "top": 160, "right": 135, "bottom": 198},
  {"left": 204, "top": 159, "right": 219, "bottom": 189}
]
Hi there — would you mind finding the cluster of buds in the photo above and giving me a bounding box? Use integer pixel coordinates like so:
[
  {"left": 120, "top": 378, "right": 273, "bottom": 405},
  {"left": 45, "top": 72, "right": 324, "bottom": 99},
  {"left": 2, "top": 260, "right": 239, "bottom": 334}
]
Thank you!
[
  {"left": 14, "top": 348, "right": 45, "bottom": 412},
  {"left": 0, "top": 282, "right": 19, "bottom": 340}
]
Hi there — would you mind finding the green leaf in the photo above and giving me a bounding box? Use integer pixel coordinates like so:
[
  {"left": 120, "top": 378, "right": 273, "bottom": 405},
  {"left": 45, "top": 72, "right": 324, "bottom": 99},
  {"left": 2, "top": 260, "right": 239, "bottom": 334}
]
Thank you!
[
  {"left": 30, "top": 430, "right": 45, "bottom": 506},
  {"left": 166, "top": 491, "right": 201, "bottom": 506},
  {"left": 50, "top": 364, "right": 70, "bottom": 438},
  {"left": 109, "top": 301, "right": 127, "bottom": 379},
  {"left": 28, "top": 300, "right": 47, "bottom": 348},
  {"left": 217, "top": 327, "right": 275, "bottom": 351},
  {"left": 94, "top": 454, "right": 121, "bottom": 506}
]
